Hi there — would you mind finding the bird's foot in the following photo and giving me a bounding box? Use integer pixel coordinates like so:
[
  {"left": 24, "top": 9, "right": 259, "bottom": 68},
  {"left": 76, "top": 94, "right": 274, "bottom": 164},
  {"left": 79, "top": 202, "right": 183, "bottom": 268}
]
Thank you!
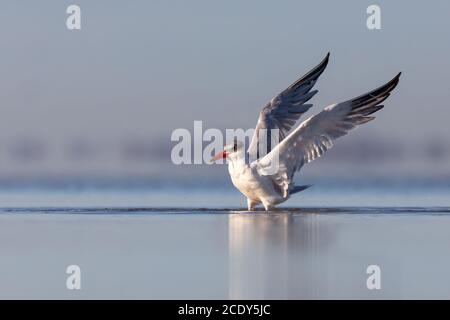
[
  {"left": 262, "top": 203, "right": 275, "bottom": 211},
  {"left": 247, "top": 199, "right": 257, "bottom": 211}
]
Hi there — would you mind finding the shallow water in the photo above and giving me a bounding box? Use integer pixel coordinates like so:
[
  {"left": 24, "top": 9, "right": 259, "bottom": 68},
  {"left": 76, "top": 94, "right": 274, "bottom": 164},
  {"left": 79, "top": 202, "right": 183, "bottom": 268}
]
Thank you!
[{"left": 0, "top": 185, "right": 450, "bottom": 299}]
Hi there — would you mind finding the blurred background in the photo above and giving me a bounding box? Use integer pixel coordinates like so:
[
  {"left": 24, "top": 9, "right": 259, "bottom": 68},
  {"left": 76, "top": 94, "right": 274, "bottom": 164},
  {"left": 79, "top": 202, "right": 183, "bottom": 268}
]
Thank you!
[
  {"left": 2, "top": 1, "right": 450, "bottom": 300},
  {"left": 0, "top": 0, "right": 449, "bottom": 191}
]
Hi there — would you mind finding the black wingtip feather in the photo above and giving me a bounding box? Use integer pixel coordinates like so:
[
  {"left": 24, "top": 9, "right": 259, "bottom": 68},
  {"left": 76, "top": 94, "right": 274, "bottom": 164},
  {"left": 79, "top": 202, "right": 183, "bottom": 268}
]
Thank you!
[
  {"left": 364, "top": 104, "right": 384, "bottom": 116},
  {"left": 347, "top": 72, "right": 400, "bottom": 120},
  {"left": 351, "top": 72, "right": 401, "bottom": 107},
  {"left": 287, "top": 52, "right": 330, "bottom": 90}
]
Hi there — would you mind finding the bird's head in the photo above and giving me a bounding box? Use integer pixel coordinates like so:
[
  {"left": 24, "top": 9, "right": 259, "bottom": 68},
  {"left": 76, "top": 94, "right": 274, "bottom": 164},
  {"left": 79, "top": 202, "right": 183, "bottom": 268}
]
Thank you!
[{"left": 211, "top": 140, "right": 245, "bottom": 162}]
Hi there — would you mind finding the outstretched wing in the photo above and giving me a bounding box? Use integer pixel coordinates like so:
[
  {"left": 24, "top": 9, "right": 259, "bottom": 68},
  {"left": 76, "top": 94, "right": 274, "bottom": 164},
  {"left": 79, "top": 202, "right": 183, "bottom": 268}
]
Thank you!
[
  {"left": 247, "top": 53, "right": 330, "bottom": 160},
  {"left": 255, "top": 72, "right": 401, "bottom": 197}
]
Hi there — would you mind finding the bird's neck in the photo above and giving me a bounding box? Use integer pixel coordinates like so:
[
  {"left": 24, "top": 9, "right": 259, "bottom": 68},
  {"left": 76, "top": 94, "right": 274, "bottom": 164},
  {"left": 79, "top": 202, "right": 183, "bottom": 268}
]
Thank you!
[{"left": 227, "top": 151, "right": 248, "bottom": 172}]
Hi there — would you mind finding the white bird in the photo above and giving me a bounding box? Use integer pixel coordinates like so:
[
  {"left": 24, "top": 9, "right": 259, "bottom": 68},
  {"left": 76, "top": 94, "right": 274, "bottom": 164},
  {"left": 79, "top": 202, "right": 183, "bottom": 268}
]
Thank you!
[{"left": 212, "top": 53, "right": 401, "bottom": 211}]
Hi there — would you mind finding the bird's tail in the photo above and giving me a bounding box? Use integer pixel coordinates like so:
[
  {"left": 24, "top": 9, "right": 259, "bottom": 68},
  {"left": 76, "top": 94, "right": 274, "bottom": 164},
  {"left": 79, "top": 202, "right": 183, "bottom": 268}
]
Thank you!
[{"left": 290, "top": 184, "right": 312, "bottom": 195}]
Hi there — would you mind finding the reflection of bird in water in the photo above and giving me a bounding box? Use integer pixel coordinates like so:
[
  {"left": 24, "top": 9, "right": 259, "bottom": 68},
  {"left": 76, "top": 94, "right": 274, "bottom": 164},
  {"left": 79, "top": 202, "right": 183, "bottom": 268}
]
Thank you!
[
  {"left": 227, "top": 212, "right": 335, "bottom": 299},
  {"left": 212, "top": 53, "right": 401, "bottom": 210}
]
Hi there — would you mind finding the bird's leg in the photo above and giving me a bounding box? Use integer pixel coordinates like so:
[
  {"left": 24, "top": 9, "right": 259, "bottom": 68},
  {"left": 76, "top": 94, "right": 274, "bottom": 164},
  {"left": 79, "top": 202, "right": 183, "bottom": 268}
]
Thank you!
[
  {"left": 262, "top": 200, "right": 274, "bottom": 211},
  {"left": 247, "top": 199, "right": 257, "bottom": 211}
]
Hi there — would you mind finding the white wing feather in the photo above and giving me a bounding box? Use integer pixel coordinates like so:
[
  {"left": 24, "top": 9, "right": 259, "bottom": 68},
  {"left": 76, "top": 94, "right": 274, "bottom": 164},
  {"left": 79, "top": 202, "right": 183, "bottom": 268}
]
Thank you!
[{"left": 255, "top": 72, "right": 401, "bottom": 197}]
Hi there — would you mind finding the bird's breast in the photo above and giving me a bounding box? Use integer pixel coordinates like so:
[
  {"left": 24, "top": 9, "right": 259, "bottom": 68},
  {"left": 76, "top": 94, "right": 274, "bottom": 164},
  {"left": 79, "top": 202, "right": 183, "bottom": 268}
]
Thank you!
[
  {"left": 228, "top": 164, "right": 260, "bottom": 199},
  {"left": 228, "top": 162, "right": 281, "bottom": 203}
]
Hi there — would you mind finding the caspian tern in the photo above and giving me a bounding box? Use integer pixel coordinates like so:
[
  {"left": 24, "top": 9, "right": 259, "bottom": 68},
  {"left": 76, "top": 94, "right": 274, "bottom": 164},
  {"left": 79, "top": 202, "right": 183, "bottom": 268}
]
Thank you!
[{"left": 212, "top": 53, "right": 401, "bottom": 210}]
